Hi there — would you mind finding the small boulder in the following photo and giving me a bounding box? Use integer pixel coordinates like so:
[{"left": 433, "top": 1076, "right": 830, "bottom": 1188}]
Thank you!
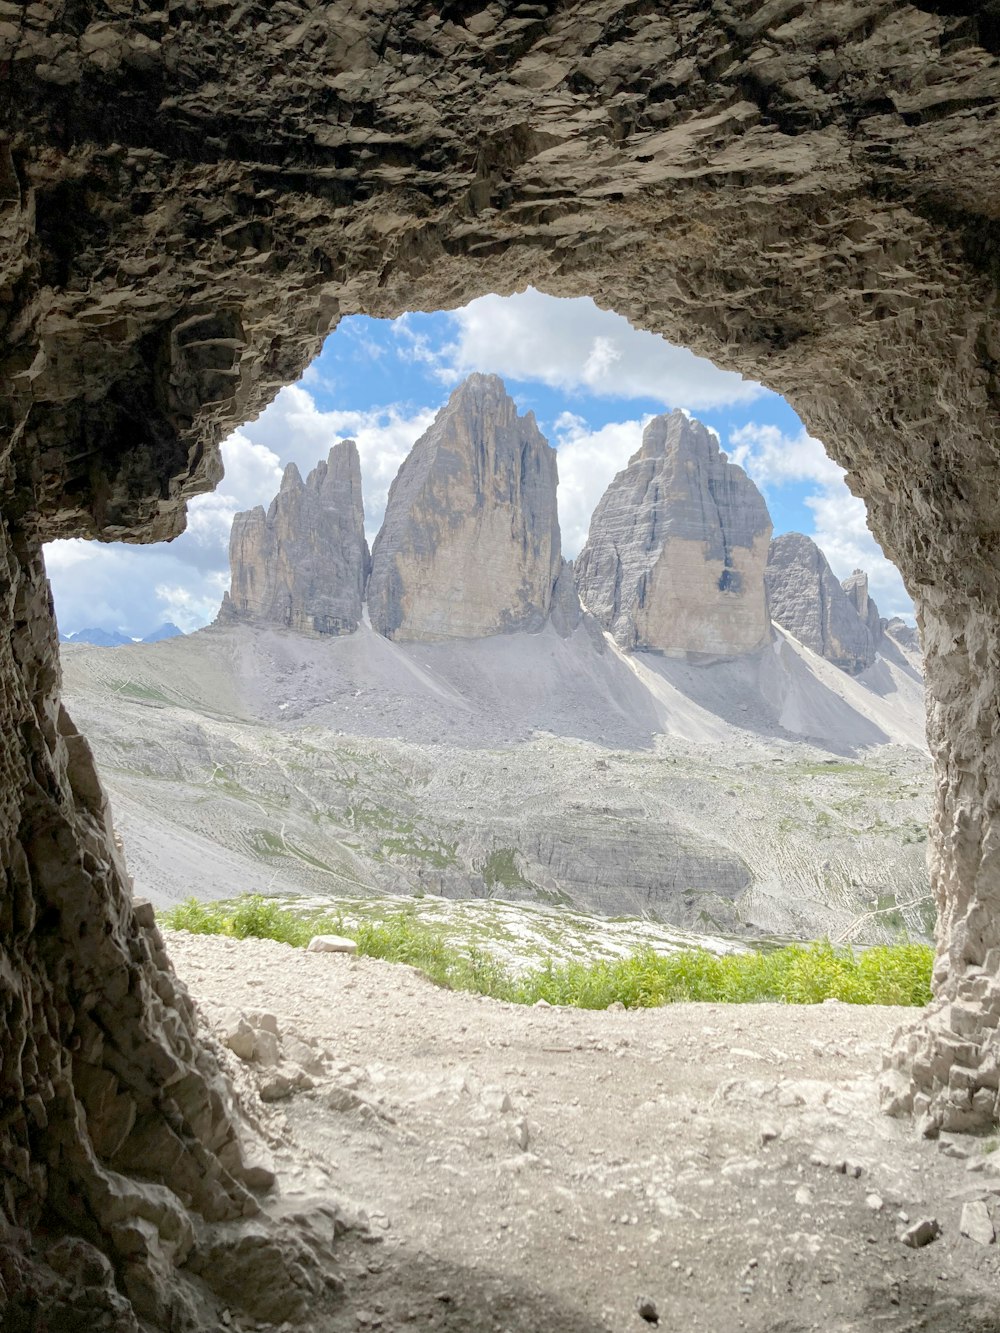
[
  {"left": 252, "top": 1028, "right": 281, "bottom": 1069},
  {"left": 259, "top": 1072, "right": 295, "bottom": 1103},
  {"left": 960, "top": 1200, "right": 995, "bottom": 1245},
  {"left": 307, "top": 934, "right": 358, "bottom": 954},
  {"left": 899, "top": 1217, "right": 941, "bottom": 1248},
  {"left": 223, "top": 1016, "right": 256, "bottom": 1063}
]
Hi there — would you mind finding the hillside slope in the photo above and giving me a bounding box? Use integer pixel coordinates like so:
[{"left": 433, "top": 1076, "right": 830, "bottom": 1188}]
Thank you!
[{"left": 61, "top": 619, "right": 931, "bottom": 942}]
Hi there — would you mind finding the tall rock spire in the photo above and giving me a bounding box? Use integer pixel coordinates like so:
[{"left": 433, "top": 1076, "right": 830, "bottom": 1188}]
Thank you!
[
  {"left": 218, "top": 439, "right": 370, "bottom": 635},
  {"left": 367, "top": 373, "right": 563, "bottom": 641},
  {"left": 574, "top": 410, "right": 773, "bottom": 658}
]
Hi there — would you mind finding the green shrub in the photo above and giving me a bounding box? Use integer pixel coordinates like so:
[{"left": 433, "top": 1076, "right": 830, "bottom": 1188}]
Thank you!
[{"left": 160, "top": 896, "right": 933, "bottom": 1009}]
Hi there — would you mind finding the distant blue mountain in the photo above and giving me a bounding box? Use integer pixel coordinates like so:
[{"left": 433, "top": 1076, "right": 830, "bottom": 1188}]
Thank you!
[
  {"left": 142, "top": 623, "right": 184, "bottom": 643},
  {"left": 59, "top": 623, "right": 184, "bottom": 647},
  {"left": 64, "top": 627, "right": 132, "bottom": 647}
]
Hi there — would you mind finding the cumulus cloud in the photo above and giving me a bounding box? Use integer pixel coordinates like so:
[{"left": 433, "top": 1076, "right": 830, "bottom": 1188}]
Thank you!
[
  {"left": 728, "top": 423, "right": 843, "bottom": 488},
  {"left": 729, "top": 423, "right": 913, "bottom": 620},
  {"left": 552, "top": 413, "right": 646, "bottom": 557},
  {"left": 398, "top": 288, "right": 764, "bottom": 408}
]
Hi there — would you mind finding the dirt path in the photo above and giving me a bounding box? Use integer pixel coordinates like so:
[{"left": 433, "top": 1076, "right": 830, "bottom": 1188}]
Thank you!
[{"left": 168, "top": 931, "right": 1000, "bottom": 1333}]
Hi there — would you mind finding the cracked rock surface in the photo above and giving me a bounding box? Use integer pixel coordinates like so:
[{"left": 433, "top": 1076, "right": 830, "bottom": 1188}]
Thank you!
[{"left": 575, "top": 410, "right": 772, "bottom": 658}]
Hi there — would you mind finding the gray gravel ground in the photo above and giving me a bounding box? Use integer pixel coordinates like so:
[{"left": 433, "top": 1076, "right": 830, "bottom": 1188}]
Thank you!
[{"left": 168, "top": 931, "right": 1000, "bottom": 1333}]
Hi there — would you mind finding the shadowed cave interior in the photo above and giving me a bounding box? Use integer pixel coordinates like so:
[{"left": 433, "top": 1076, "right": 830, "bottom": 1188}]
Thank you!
[{"left": 2, "top": 0, "right": 1000, "bottom": 1327}]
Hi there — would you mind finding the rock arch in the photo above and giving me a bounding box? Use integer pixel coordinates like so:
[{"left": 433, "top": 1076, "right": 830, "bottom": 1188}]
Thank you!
[{"left": 2, "top": 0, "right": 1000, "bottom": 1323}]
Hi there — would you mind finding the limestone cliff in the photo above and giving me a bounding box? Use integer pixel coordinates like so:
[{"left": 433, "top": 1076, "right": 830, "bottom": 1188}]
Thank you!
[
  {"left": 765, "top": 534, "right": 877, "bottom": 675},
  {"left": 368, "top": 375, "right": 562, "bottom": 642},
  {"left": 842, "top": 568, "right": 884, "bottom": 649},
  {"left": 219, "top": 441, "right": 369, "bottom": 636},
  {"left": 574, "top": 411, "right": 772, "bottom": 658}
]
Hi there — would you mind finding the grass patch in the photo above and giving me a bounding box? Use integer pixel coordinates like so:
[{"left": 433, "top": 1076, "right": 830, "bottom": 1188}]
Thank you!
[
  {"left": 112, "top": 680, "right": 172, "bottom": 704},
  {"left": 479, "top": 847, "right": 531, "bottom": 891},
  {"left": 161, "top": 896, "right": 933, "bottom": 1009}
]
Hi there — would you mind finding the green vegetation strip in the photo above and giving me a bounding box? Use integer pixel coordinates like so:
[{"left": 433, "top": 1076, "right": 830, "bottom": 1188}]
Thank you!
[{"left": 161, "top": 896, "right": 933, "bottom": 1009}]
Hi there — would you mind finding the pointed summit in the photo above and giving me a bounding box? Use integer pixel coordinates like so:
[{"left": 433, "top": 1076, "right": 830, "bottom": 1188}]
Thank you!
[
  {"left": 367, "top": 374, "right": 563, "bottom": 641},
  {"left": 575, "top": 411, "right": 773, "bottom": 658},
  {"left": 218, "top": 439, "right": 370, "bottom": 636}
]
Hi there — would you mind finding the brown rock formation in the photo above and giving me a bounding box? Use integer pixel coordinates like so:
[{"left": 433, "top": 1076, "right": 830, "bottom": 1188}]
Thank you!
[
  {"left": 218, "top": 441, "right": 369, "bottom": 636},
  {"left": 3, "top": 0, "right": 1000, "bottom": 1323},
  {"left": 575, "top": 411, "right": 772, "bottom": 658},
  {"left": 368, "top": 374, "right": 561, "bottom": 641}
]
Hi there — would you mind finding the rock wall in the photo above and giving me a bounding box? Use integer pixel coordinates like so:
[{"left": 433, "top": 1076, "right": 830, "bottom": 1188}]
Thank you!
[
  {"left": 575, "top": 411, "right": 772, "bottom": 658},
  {"left": 368, "top": 374, "right": 561, "bottom": 641},
  {"left": 3, "top": 0, "right": 1000, "bottom": 1321},
  {"left": 218, "top": 441, "right": 369, "bottom": 636},
  {"left": 765, "top": 533, "right": 877, "bottom": 675},
  {"left": 0, "top": 523, "right": 324, "bottom": 1327}
]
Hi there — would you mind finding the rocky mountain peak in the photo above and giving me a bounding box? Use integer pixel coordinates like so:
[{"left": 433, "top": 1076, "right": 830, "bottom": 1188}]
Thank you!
[
  {"left": 574, "top": 409, "right": 772, "bottom": 658},
  {"left": 280, "top": 462, "right": 304, "bottom": 492},
  {"left": 367, "top": 375, "right": 564, "bottom": 642},
  {"left": 765, "top": 533, "right": 877, "bottom": 675},
  {"left": 218, "top": 438, "right": 370, "bottom": 636},
  {"left": 633, "top": 408, "right": 706, "bottom": 463}
]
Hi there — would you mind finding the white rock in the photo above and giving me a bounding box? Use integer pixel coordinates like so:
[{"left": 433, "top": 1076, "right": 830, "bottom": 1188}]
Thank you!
[
  {"left": 222, "top": 1016, "right": 256, "bottom": 1063},
  {"left": 960, "top": 1200, "right": 995, "bottom": 1245},
  {"left": 259, "top": 1072, "right": 295, "bottom": 1102},
  {"left": 252, "top": 1028, "right": 281, "bottom": 1068},
  {"left": 307, "top": 934, "right": 358, "bottom": 954}
]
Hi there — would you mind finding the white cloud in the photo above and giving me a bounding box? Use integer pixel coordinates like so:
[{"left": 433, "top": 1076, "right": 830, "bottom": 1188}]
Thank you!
[
  {"left": 402, "top": 288, "right": 765, "bottom": 408},
  {"left": 728, "top": 423, "right": 843, "bottom": 488},
  {"left": 729, "top": 422, "right": 913, "bottom": 621},
  {"left": 552, "top": 413, "right": 646, "bottom": 558}
]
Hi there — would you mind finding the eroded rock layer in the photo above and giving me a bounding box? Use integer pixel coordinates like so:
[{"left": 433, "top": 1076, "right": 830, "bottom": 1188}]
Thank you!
[
  {"left": 575, "top": 411, "right": 772, "bottom": 658},
  {"left": 3, "top": 0, "right": 1000, "bottom": 1323},
  {"left": 219, "top": 441, "right": 369, "bottom": 636},
  {"left": 765, "top": 533, "right": 877, "bottom": 675},
  {"left": 368, "top": 374, "right": 561, "bottom": 641}
]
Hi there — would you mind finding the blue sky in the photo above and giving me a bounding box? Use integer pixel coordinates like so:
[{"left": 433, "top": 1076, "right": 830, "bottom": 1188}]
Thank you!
[{"left": 45, "top": 289, "right": 912, "bottom": 636}]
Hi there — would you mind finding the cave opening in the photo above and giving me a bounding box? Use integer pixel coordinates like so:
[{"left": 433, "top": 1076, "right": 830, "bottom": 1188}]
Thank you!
[{"left": 5, "top": 0, "right": 1000, "bottom": 1325}]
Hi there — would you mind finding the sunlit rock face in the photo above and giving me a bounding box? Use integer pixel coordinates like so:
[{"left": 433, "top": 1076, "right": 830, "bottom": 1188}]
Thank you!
[
  {"left": 765, "top": 534, "right": 877, "bottom": 675},
  {"left": 368, "top": 374, "right": 561, "bottom": 641},
  {"left": 575, "top": 411, "right": 772, "bottom": 659},
  {"left": 219, "top": 441, "right": 369, "bottom": 636}
]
